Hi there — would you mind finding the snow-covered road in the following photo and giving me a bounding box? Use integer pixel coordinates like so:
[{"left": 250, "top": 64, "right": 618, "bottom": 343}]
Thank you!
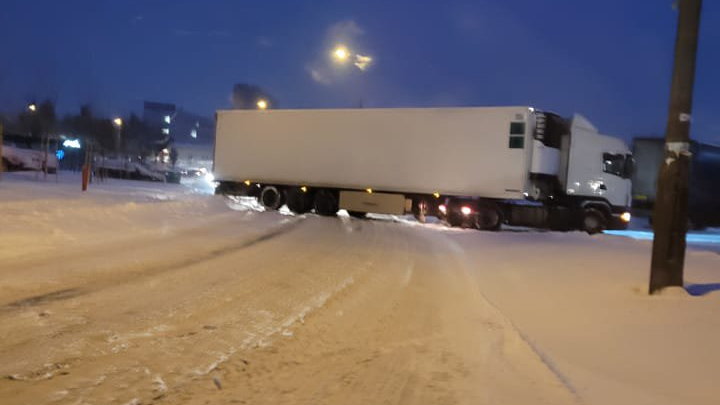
[{"left": 1, "top": 173, "right": 718, "bottom": 405}]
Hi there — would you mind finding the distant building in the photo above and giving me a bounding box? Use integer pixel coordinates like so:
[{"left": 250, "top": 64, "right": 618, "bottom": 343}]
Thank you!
[
  {"left": 143, "top": 101, "right": 215, "bottom": 145},
  {"left": 143, "top": 101, "right": 215, "bottom": 171}
]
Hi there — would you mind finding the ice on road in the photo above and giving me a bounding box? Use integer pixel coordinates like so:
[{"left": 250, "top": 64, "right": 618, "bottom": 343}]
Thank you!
[{"left": 0, "top": 173, "right": 719, "bottom": 405}]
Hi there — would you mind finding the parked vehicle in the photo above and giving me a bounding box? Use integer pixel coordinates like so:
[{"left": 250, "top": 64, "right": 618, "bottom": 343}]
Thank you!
[
  {"left": 93, "top": 157, "right": 182, "bottom": 184},
  {"left": 632, "top": 137, "right": 720, "bottom": 228},
  {"left": 214, "top": 107, "right": 632, "bottom": 233},
  {"left": 1, "top": 132, "right": 58, "bottom": 173}
]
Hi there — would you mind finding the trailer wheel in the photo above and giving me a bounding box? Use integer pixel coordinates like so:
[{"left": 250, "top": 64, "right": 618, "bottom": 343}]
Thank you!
[
  {"left": 582, "top": 208, "right": 607, "bottom": 234},
  {"left": 348, "top": 211, "right": 367, "bottom": 219},
  {"left": 313, "top": 189, "right": 339, "bottom": 216},
  {"left": 286, "top": 187, "right": 313, "bottom": 214},
  {"left": 260, "top": 186, "right": 284, "bottom": 210}
]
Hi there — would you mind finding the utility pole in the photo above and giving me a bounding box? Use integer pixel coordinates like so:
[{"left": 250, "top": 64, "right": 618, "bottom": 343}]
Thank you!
[{"left": 649, "top": 0, "right": 703, "bottom": 294}]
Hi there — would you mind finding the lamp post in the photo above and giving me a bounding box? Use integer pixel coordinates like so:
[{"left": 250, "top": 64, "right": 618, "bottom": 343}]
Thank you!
[
  {"left": 26, "top": 102, "right": 50, "bottom": 179},
  {"left": 330, "top": 44, "right": 373, "bottom": 107},
  {"left": 113, "top": 117, "right": 123, "bottom": 153}
]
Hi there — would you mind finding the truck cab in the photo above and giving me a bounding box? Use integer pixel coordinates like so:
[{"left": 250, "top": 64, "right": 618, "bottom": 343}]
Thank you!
[
  {"left": 560, "top": 114, "right": 633, "bottom": 231},
  {"left": 522, "top": 112, "right": 633, "bottom": 232}
]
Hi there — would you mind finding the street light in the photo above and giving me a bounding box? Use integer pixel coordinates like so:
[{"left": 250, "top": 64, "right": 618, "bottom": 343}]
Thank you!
[
  {"left": 112, "top": 117, "right": 123, "bottom": 154},
  {"left": 331, "top": 44, "right": 373, "bottom": 71},
  {"left": 27, "top": 103, "right": 37, "bottom": 112},
  {"left": 256, "top": 99, "right": 268, "bottom": 110},
  {"left": 332, "top": 45, "right": 350, "bottom": 63},
  {"left": 329, "top": 44, "right": 374, "bottom": 108}
]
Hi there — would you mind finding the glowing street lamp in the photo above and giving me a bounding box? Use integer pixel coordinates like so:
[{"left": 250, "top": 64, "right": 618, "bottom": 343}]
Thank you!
[
  {"left": 112, "top": 117, "right": 123, "bottom": 152},
  {"left": 27, "top": 103, "right": 37, "bottom": 112},
  {"left": 256, "top": 99, "right": 268, "bottom": 110},
  {"left": 331, "top": 44, "right": 373, "bottom": 71},
  {"left": 332, "top": 45, "right": 350, "bottom": 63}
]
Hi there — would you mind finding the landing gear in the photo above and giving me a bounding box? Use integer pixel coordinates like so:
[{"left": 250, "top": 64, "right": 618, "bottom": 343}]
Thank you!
[{"left": 412, "top": 199, "right": 428, "bottom": 223}]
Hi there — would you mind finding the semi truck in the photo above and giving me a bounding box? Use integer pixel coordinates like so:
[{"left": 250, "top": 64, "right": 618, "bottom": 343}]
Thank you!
[
  {"left": 214, "top": 106, "right": 632, "bottom": 233},
  {"left": 632, "top": 137, "right": 720, "bottom": 228}
]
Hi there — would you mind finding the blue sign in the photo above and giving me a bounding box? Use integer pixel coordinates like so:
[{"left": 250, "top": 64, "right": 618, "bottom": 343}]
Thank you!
[{"left": 55, "top": 149, "right": 65, "bottom": 160}]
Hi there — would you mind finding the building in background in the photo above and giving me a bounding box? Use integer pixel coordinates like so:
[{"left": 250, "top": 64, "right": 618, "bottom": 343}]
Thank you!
[{"left": 143, "top": 101, "right": 215, "bottom": 173}]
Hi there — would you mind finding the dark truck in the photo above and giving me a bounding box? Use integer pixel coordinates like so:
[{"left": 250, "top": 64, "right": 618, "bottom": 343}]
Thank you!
[{"left": 632, "top": 137, "right": 720, "bottom": 229}]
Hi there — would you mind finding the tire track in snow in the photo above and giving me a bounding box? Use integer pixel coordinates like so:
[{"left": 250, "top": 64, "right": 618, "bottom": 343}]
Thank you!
[
  {"left": 432, "top": 232, "right": 583, "bottom": 403},
  {"left": 0, "top": 217, "right": 304, "bottom": 314}
]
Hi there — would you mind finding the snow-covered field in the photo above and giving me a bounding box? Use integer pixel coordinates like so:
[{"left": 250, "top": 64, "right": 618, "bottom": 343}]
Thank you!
[{"left": 0, "top": 172, "right": 718, "bottom": 405}]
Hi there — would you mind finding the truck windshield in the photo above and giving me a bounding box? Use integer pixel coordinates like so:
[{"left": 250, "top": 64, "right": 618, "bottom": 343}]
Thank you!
[{"left": 603, "top": 153, "right": 633, "bottom": 179}]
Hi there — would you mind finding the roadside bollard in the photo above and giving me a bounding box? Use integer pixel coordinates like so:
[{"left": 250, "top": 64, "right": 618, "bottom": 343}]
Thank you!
[{"left": 82, "top": 165, "right": 89, "bottom": 191}]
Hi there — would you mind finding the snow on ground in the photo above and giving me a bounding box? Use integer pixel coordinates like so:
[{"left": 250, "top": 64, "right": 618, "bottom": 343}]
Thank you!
[
  {"left": 0, "top": 172, "right": 719, "bottom": 405},
  {"left": 605, "top": 214, "right": 720, "bottom": 254}
]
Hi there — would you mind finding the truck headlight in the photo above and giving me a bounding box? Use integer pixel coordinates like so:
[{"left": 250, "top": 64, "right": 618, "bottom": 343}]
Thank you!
[{"left": 620, "top": 212, "right": 631, "bottom": 223}]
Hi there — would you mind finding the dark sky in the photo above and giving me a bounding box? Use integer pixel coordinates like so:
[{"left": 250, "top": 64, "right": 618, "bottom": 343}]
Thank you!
[{"left": 0, "top": 0, "right": 718, "bottom": 143}]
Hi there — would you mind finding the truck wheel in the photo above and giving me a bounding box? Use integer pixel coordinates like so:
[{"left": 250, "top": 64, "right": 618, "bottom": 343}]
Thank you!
[
  {"left": 446, "top": 212, "right": 464, "bottom": 227},
  {"left": 582, "top": 208, "right": 606, "bottom": 234},
  {"left": 313, "top": 189, "right": 339, "bottom": 216},
  {"left": 444, "top": 200, "right": 464, "bottom": 227},
  {"left": 348, "top": 211, "right": 367, "bottom": 219},
  {"left": 286, "top": 188, "right": 312, "bottom": 214},
  {"left": 475, "top": 206, "right": 502, "bottom": 231},
  {"left": 260, "top": 186, "right": 284, "bottom": 210}
]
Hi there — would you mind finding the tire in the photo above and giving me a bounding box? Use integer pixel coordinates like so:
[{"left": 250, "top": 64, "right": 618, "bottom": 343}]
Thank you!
[
  {"left": 582, "top": 208, "right": 607, "bottom": 234},
  {"left": 475, "top": 205, "right": 502, "bottom": 231},
  {"left": 348, "top": 211, "right": 367, "bottom": 219},
  {"left": 313, "top": 189, "right": 339, "bottom": 216},
  {"left": 260, "top": 186, "right": 284, "bottom": 210},
  {"left": 286, "top": 187, "right": 313, "bottom": 214},
  {"left": 445, "top": 199, "right": 464, "bottom": 227},
  {"left": 446, "top": 212, "right": 464, "bottom": 227}
]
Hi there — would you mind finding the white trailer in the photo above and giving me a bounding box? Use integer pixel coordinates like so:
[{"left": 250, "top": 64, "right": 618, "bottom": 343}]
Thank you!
[{"left": 214, "top": 106, "right": 632, "bottom": 233}]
